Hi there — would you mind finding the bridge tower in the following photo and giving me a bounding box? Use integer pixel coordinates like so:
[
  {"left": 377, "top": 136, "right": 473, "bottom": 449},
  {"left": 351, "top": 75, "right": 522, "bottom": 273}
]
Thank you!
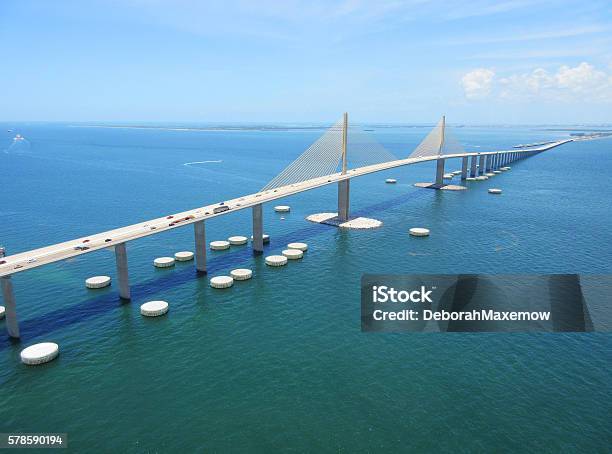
[
  {"left": 337, "top": 112, "right": 350, "bottom": 221},
  {"left": 434, "top": 115, "right": 446, "bottom": 187},
  {"left": 411, "top": 115, "right": 466, "bottom": 190}
]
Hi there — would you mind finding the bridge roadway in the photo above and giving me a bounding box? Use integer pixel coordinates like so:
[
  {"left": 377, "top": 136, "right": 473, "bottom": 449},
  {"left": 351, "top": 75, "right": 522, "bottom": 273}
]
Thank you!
[{"left": 0, "top": 139, "right": 572, "bottom": 278}]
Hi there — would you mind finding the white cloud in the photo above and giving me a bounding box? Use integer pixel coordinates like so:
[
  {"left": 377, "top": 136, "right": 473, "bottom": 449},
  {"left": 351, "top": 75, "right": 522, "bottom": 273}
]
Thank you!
[
  {"left": 498, "top": 68, "right": 554, "bottom": 99},
  {"left": 556, "top": 62, "right": 609, "bottom": 92},
  {"left": 461, "top": 68, "right": 495, "bottom": 99},
  {"left": 462, "top": 62, "right": 612, "bottom": 102}
]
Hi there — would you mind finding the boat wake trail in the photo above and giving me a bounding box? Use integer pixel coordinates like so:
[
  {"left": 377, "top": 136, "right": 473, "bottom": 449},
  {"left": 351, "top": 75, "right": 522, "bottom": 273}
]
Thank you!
[
  {"left": 4, "top": 137, "right": 31, "bottom": 154},
  {"left": 183, "top": 160, "right": 223, "bottom": 166}
]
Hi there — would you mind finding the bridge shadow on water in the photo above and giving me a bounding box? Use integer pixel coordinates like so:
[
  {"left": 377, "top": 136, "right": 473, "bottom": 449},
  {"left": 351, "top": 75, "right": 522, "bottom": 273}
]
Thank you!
[{"left": 1, "top": 188, "right": 433, "bottom": 349}]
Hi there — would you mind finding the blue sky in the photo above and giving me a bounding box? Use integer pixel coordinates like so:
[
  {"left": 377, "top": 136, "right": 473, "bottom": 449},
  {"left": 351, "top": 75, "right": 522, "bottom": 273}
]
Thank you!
[{"left": 1, "top": 0, "right": 611, "bottom": 123}]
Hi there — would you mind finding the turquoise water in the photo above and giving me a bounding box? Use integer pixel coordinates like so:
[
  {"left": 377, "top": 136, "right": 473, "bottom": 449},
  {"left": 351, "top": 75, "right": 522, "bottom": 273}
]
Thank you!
[{"left": 1, "top": 123, "right": 611, "bottom": 452}]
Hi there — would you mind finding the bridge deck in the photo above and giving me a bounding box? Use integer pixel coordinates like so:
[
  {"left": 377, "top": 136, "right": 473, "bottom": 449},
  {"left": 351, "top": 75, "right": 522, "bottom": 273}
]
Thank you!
[{"left": 0, "top": 140, "right": 571, "bottom": 277}]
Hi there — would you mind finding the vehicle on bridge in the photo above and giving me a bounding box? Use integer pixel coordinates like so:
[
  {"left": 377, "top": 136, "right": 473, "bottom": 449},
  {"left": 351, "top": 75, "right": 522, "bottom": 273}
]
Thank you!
[{"left": 213, "top": 205, "right": 230, "bottom": 214}]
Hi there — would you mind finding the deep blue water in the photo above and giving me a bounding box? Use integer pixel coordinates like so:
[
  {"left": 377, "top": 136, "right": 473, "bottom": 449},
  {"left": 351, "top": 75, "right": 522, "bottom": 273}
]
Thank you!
[{"left": 0, "top": 123, "right": 611, "bottom": 452}]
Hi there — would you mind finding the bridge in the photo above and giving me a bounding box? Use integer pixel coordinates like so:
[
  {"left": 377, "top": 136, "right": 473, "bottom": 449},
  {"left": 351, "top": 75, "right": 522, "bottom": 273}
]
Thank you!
[{"left": 0, "top": 115, "right": 573, "bottom": 339}]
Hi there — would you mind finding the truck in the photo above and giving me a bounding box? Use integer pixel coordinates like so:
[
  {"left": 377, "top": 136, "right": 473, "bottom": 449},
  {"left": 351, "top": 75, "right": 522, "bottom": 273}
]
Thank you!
[{"left": 213, "top": 206, "right": 230, "bottom": 214}]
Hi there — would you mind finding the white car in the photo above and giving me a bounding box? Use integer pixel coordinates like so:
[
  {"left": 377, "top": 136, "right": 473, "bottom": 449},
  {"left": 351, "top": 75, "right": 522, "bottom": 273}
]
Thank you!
[{"left": 26, "top": 258, "right": 37, "bottom": 264}]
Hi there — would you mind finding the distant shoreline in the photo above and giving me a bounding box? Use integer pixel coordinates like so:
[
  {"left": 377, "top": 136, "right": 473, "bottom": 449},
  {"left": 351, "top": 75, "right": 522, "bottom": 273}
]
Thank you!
[
  {"left": 3, "top": 122, "right": 611, "bottom": 132},
  {"left": 68, "top": 124, "right": 330, "bottom": 132},
  {"left": 65, "top": 124, "right": 612, "bottom": 132}
]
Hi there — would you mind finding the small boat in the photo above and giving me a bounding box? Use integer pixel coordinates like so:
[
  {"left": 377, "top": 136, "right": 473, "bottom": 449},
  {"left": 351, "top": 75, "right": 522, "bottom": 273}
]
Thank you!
[{"left": 13, "top": 134, "right": 25, "bottom": 141}]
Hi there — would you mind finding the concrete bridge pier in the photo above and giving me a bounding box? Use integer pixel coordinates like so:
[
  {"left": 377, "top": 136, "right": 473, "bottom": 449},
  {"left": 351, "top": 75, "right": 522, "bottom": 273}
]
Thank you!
[
  {"left": 252, "top": 204, "right": 264, "bottom": 254},
  {"left": 434, "top": 158, "right": 445, "bottom": 187},
  {"left": 194, "top": 220, "right": 207, "bottom": 273},
  {"left": 114, "top": 243, "right": 130, "bottom": 300},
  {"left": 337, "top": 179, "right": 350, "bottom": 221},
  {"left": 492, "top": 154, "right": 499, "bottom": 169},
  {"left": 461, "top": 156, "right": 468, "bottom": 180},
  {"left": 470, "top": 155, "right": 477, "bottom": 177},
  {"left": 478, "top": 155, "right": 485, "bottom": 175},
  {"left": 1, "top": 276, "right": 19, "bottom": 339},
  {"left": 485, "top": 155, "right": 492, "bottom": 173}
]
